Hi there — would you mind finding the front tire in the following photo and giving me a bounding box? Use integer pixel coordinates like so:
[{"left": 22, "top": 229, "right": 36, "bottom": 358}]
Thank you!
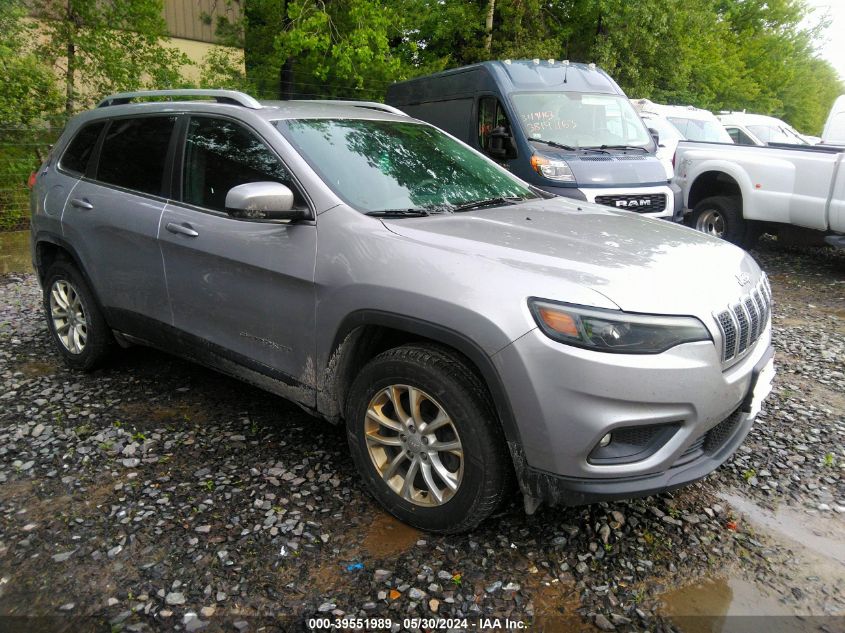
[
  {"left": 43, "top": 261, "right": 112, "bottom": 371},
  {"left": 689, "top": 195, "right": 757, "bottom": 247},
  {"left": 346, "top": 344, "right": 510, "bottom": 533}
]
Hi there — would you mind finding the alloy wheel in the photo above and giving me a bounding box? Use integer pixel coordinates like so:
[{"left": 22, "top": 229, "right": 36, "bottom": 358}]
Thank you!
[
  {"left": 364, "top": 384, "right": 464, "bottom": 506},
  {"left": 50, "top": 279, "right": 88, "bottom": 354}
]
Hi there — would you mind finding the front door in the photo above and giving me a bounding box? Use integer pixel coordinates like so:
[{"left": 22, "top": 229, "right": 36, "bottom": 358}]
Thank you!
[{"left": 158, "top": 115, "right": 317, "bottom": 401}]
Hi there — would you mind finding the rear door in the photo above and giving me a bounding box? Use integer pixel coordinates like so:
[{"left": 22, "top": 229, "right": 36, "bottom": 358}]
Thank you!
[
  {"left": 60, "top": 115, "right": 176, "bottom": 331},
  {"left": 158, "top": 114, "right": 317, "bottom": 398}
]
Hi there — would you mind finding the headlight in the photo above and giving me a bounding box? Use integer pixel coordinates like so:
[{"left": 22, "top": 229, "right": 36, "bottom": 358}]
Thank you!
[
  {"left": 530, "top": 155, "right": 575, "bottom": 182},
  {"left": 528, "top": 299, "right": 711, "bottom": 354}
]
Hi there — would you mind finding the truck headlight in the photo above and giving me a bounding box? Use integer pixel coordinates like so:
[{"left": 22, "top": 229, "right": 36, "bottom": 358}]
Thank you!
[
  {"left": 530, "top": 155, "right": 575, "bottom": 182},
  {"left": 528, "top": 299, "right": 711, "bottom": 354}
]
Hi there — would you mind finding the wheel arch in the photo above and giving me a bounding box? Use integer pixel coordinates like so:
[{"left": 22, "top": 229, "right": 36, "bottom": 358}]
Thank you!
[
  {"left": 34, "top": 232, "right": 109, "bottom": 316},
  {"left": 319, "top": 310, "right": 523, "bottom": 450},
  {"left": 687, "top": 170, "right": 743, "bottom": 211}
]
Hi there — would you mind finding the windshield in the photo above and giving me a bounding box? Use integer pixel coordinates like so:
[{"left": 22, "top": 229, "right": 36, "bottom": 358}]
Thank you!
[
  {"left": 748, "top": 124, "right": 807, "bottom": 144},
  {"left": 511, "top": 92, "right": 652, "bottom": 148},
  {"left": 276, "top": 119, "right": 535, "bottom": 213},
  {"left": 667, "top": 116, "right": 733, "bottom": 143}
]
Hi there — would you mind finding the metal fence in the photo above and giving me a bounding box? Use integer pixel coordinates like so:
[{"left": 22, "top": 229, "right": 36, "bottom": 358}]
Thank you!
[{"left": 0, "top": 125, "right": 64, "bottom": 232}]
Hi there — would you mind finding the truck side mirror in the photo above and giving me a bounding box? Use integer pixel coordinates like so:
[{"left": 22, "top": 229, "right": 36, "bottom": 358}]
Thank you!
[
  {"left": 648, "top": 127, "right": 661, "bottom": 147},
  {"left": 488, "top": 125, "right": 517, "bottom": 160}
]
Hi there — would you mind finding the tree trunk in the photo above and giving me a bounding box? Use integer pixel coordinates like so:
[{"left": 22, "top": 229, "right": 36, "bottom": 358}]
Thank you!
[
  {"left": 279, "top": 58, "right": 294, "bottom": 100},
  {"left": 484, "top": 0, "right": 495, "bottom": 54},
  {"left": 65, "top": 0, "right": 75, "bottom": 116},
  {"left": 278, "top": 0, "right": 294, "bottom": 99}
]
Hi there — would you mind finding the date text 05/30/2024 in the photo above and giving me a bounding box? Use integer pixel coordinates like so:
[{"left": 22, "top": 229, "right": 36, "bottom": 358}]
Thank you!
[{"left": 308, "top": 617, "right": 528, "bottom": 630}]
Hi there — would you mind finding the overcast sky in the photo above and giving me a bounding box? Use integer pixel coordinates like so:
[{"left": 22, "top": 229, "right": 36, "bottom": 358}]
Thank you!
[{"left": 802, "top": 0, "right": 845, "bottom": 82}]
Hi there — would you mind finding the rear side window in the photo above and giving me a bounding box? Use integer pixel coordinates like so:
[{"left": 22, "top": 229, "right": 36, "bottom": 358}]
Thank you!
[
  {"left": 97, "top": 116, "right": 176, "bottom": 196},
  {"left": 182, "top": 116, "right": 306, "bottom": 212},
  {"left": 60, "top": 122, "right": 106, "bottom": 175}
]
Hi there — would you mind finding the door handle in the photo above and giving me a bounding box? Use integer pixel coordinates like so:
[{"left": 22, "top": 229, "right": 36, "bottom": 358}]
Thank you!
[
  {"left": 165, "top": 222, "right": 199, "bottom": 237},
  {"left": 69, "top": 198, "right": 94, "bottom": 210}
]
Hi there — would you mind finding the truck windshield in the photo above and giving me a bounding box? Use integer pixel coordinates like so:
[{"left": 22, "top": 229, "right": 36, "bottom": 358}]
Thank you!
[
  {"left": 276, "top": 119, "right": 536, "bottom": 213},
  {"left": 666, "top": 116, "right": 733, "bottom": 143},
  {"left": 747, "top": 124, "right": 807, "bottom": 145},
  {"left": 511, "top": 92, "right": 651, "bottom": 148}
]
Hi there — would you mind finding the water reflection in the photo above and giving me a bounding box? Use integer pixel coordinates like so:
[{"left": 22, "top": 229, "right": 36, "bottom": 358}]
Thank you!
[{"left": 0, "top": 230, "right": 31, "bottom": 274}]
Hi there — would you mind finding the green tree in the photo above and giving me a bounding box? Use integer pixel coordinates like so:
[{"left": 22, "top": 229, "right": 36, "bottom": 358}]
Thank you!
[
  {"left": 31, "top": 0, "right": 192, "bottom": 115},
  {"left": 0, "top": 0, "right": 62, "bottom": 125}
]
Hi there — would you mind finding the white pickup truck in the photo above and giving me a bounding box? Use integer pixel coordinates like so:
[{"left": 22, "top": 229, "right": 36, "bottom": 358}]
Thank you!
[{"left": 674, "top": 141, "right": 845, "bottom": 249}]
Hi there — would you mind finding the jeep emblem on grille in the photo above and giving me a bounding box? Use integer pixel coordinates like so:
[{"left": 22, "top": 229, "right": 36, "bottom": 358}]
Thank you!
[{"left": 735, "top": 272, "right": 751, "bottom": 286}]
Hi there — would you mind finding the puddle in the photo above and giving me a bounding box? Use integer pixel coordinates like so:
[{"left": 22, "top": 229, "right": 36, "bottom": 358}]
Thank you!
[
  {"left": 0, "top": 230, "right": 32, "bottom": 274},
  {"left": 528, "top": 579, "right": 587, "bottom": 631},
  {"left": 659, "top": 491, "right": 845, "bottom": 631},
  {"left": 720, "top": 491, "right": 845, "bottom": 566},
  {"left": 361, "top": 511, "right": 422, "bottom": 558},
  {"left": 661, "top": 575, "right": 822, "bottom": 633},
  {"left": 15, "top": 360, "right": 58, "bottom": 377}
]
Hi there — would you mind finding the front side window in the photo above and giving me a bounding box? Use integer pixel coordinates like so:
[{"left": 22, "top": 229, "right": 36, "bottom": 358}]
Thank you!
[
  {"left": 726, "top": 127, "right": 755, "bottom": 145},
  {"left": 60, "top": 121, "right": 106, "bottom": 175},
  {"left": 182, "top": 117, "right": 305, "bottom": 212},
  {"left": 97, "top": 117, "right": 176, "bottom": 195},
  {"left": 512, "top": 92, "right": 651, "bottom": 148},
  {"left": 667, "top": 117, "right": 733, "bottom": 143},
  {"left": 277, "top": 119, "right": 535, "bottom": 213},
  {"left": 478, "top": 97, "right": 515, "bottom": 158}
]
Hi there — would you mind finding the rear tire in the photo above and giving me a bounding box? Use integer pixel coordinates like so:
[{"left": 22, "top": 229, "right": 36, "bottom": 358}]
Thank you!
[
  {"left": 43, "top": 261, "right": 112, "bottom": 371},
  {"left": 689, "top": 195, "right": 756, "bottom": 247},
  {"left": 345, "top": 343, "right": 510, "bottom": 533}
]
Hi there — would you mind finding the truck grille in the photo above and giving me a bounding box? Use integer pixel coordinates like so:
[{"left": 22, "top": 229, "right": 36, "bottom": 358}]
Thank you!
[
  {"left": 594, "top": 194, "right": 667, "bottom": 214},
  {"left": 713, "top": 275, "right": 772, "bottom": 364}
]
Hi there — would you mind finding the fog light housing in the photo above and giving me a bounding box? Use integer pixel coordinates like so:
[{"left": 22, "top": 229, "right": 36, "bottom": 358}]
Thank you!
[{"left": 599, "top": 433, "right": 612, "bottom": 447}]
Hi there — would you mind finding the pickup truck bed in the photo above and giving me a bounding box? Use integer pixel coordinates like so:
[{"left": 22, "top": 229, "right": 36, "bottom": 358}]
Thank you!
[{"left": 673, "top": 140, "right": 845, "bottom": 248}]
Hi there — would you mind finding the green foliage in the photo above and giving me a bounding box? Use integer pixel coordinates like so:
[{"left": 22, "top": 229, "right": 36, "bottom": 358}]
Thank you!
[
  {"left": 234, "top": 0, "right": 841, "bottom": 135},
  {"left": 198, "top": 47, "right": 252, "bottom": 92},
  {"left": 31, "top": 0, "right": 193, "bottom": 114},
  {"left": 0, "top": 1, "right": 63, "bottom": 126}
]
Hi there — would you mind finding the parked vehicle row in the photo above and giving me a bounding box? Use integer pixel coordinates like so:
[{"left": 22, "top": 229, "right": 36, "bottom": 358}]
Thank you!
[
  {"left": 30, "top": 87, "right": 774, "bottom": 533},
  {"left": 387, "top": 60, "right": 682, "bottom": 220}
]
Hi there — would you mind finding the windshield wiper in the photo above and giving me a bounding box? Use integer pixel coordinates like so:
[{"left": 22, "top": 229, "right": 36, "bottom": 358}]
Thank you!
[
  {"left": 451, "top": 197, "right": 522, "bottom": 212},
  {"left": 529, "top": 138, "right": 577, "bottom": 151},
  {"left": 365, "top": 209, "right": 431, "bottom": 218},
  {"left": 530, "top": 138, "right": 610, "bottom": 154},
  {"left": 595, "top": 145, "right": 650, "bottom": 152}
]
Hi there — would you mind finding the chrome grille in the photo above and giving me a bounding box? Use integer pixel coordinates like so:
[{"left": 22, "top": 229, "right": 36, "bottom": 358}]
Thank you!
[{"left": 714, "top": 275, "right": 772, "bottom": 365}]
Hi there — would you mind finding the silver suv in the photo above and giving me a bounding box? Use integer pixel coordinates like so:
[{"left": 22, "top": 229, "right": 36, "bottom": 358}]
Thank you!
[{"left": 30, "top": 89, "right": 775, "bottom": 533}]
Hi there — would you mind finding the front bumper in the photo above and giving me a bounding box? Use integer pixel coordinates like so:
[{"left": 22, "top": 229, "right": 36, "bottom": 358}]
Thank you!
[{"left": 494, "top": 323, "right": 774, "bottom": 506}]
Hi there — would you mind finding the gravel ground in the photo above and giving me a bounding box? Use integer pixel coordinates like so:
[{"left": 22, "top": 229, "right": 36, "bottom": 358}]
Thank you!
[{"left": 0, "top": 237, "right": 843, "bottom": 632}]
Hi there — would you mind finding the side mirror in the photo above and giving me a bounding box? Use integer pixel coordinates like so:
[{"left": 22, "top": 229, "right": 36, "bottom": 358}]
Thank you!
[
  {"left": 648, "top": 127, "right": 660, "bottom": 146},
  {"left": 224, "top": 182, "right": 305, "bottom": 221},
  {"left": 488, "top": 126, "right": 517, "bottom": 160}
]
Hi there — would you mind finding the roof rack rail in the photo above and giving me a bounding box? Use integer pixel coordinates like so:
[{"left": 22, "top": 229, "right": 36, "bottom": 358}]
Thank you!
[
  {"left": 97, "top": 89, "right": 262, "bottom": 109},
  {"left": 291, "top": 99, "right": 408, "bottom": 116}
]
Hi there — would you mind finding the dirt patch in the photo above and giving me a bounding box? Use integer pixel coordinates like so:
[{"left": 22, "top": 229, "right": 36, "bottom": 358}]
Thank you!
[
  {"left": 360, "top": 511, "right": 422, "bottom": 558},
  {"left": 524, "top": 575, "right": 587, "bottom": 632},
  {"left": 118, "top": 400, "right": 209, "bottom": 427},
  {"left": 14, "top": 360, "right": 58, "bottom": 377}
]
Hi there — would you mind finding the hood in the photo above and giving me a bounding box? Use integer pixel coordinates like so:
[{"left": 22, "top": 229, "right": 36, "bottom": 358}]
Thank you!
[
  {"left": 382, "top": 198, "right": 761, "bottom": 318},
  {"left": 538, "top": 150, "right": 668, "bottom": 186}
]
